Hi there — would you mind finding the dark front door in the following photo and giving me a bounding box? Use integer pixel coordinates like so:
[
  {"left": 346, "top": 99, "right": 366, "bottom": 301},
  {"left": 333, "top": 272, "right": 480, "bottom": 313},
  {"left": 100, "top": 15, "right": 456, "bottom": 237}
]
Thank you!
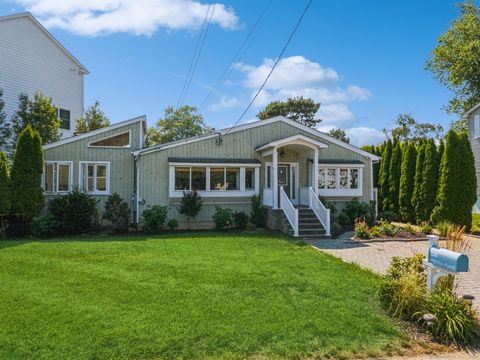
[{"left": 278, "top": 164, "right": 290, "bottom": 201}]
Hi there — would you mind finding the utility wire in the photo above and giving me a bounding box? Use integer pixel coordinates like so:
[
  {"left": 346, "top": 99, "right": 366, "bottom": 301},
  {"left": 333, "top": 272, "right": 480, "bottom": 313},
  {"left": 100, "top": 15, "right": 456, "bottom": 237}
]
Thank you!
[
  {"left": 223, "top": 0, "right": 313, "bottom": 136},
  {"left": 200, "top": 0, "right": 274, "bottom": 110},
  {"left": 176, "top": 2, "right": 214, "bottom": 109}
]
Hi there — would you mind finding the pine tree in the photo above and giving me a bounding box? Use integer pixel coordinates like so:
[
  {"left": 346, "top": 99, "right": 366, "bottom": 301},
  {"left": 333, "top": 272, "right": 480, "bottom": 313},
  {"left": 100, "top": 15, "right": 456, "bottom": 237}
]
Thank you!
[
  {"left": 11, "top": 125, "right": 44, "bottom": 226},
  {"left": 75, "top": 100, "right": 110, "bottom": 133},
  {"left": 431, "top": 131, "right": 477, "bottom": 229},
  {"left": 378, "top": 140, "right": 393, "bottom": 212},
  {"left": 387, "top": 141, "right": 403, "bottom": 213},
  {"left": 417, "top": 139, "right": 439, "bottom": 222},
  {"left": 399, "top": 142, "right": 417, "bottom": 222},
  {"left": 0, "top": 151, "right": 11, "bottom": 214},
  {"left": 0, "top": 89, "right": 11, "bottom": 154},
  {"left": 412, "top": 142, "right": 426, "bottom": 222}
]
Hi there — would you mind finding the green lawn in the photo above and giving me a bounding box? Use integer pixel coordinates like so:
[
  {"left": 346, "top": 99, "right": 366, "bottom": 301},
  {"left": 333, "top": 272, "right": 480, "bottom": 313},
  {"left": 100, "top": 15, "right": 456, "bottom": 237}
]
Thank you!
[
  {"left": 473, "top": 213, "right": 480, "bottom": 229},
  {"left": 0, "top": 232, "right": 407, "bottom": 359}
]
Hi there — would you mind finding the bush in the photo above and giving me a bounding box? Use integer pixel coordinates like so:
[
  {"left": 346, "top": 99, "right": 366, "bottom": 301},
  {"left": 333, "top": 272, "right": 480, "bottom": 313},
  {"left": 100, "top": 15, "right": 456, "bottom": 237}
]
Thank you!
[
  {"left": 233, "top": 210, "right": 248, "bottom": 229},
  {"left": 337, "top": 212, "right": 351, "bottom": 225},
  {"left": 178, "top": 191, "right": 203, "bottom": 222},
  {"left": 377, "top": 211, "right": 398, "bottom": 222},
  {"left": 437, "top": 220, "right": 452, "bottom": 237},
  {"left": 416, "top": 288, "right": 480, "bottom": 344},
  {"left": 404, "top": 223, "right": 418, "bottom": 236},
  {"left": 379, "top": 220, "right": 398, "bottom": 237},
  {"left": 103, "top": 193, "right": 130, "bottom": 233},
  {"left": 32, "top": 214, "right": 60, "bottom": 238},
  {"left": 250, "top": 195, "right": 266, "bottom": 227},
  {"left": 370, "top": 225, "right": 381, "bottom": 237},
  {"left": 354, "top": 218, "right": 370, "bottom": 239},
  {"left": 212, "top": 206, "right": 233, "bottom": 230},
  {"left": 321, "top": 198, "right": 337, "bottom": 223},
  {"left": 420, "top": 221, "right": 432, "bottom": 235},
  {"left": 47, "top": 190, "right": 98, "bottom": 235},
  {"left": 167, "top": 218, "right": 178, "bottom": 231},
  {"left": 343, "top": 200, "right": 373, "bottom": 224},
  {"left": 141, "top": 205, "right": 169, "bottom": 233}
]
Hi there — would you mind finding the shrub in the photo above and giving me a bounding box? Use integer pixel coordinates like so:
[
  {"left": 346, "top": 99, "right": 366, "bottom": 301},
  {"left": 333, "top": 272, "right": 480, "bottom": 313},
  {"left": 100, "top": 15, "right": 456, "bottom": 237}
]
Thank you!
[
  {"left": 420, "top": 222, "right": 432, "bottom": 235},
  {"left": 167, "top": 218, "right": 178, "bottom": 231},
  {"left": 321, "top": 198, "right": 337, "bottom": 223},
  {"left": 416, "top": 288, "right": 480, "bottom": 344},
  {"left": 250, "top": 195, "right": 266, "bottom": 227},
  {"left": 398, "top": 142, "right": 417, "bottom": 222},
  {"left": 141, "top": 205, "right": 169, "bottom": 233},
  {"left": 379, "top": 254, "right": 426, "bottom": 319},
  {"left": 379, "top": 220, "right": 398, "bottom": 237},
  {"left": 233, "top": 210, "right": 248, "bottom": 229},
  {"left": 337, "top": 212, "right": 351, "bottom": 225},
  {"left": 48, "top": 190, "right": 98, "bottom": 235},
  {"left": 437, "top": 220, "right": 452, "bottom": 237},
  {"left": 377, "top": 211, "right": 398, "bottom": 222},
  {"left": 212, "top": 206, "right": 233, "bottom": 230},
  {"left": 178, "top": 190, "right": 203, "bottom": 222},
  {"left": 0, "top": 151, "right": 11, "bottom": 214},
  {"left": 103, "top": 193, "right": 130, "bottom": 233},
  {"left": 343, "top": 200, "right": 373, "bottom": 224},
  {"left": 404, "top": 223, "right": 418, "bottom": 236},
  {"left": 354, "top": 218, "right": 370, "bottom": 239},
  {"left": 32, "top": 214, "right": 60, "bottom": 238},
  {"left": 370, "top": 225, "right": 381, "bottom": 237}
]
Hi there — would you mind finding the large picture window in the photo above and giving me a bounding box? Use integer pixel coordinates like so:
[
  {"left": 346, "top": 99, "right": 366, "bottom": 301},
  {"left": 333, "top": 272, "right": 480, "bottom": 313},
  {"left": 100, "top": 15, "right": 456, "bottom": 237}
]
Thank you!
[
  {"left": 80, "top": 162, "right": 110, "bottom": 195},
  {"left": 43, "top": 161, "right": 72, "bottom": 193},
  {"left": 317, "top": 165, "right": 363, "bottom": 196}
]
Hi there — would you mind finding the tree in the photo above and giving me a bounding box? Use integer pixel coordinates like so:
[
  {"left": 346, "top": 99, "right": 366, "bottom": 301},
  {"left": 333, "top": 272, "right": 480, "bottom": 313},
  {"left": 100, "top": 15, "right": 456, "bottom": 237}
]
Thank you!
[
  {"left": 431, "top": 130, "right": 477, "bottom": 229},
  {"left": 383, "top": 113, "right": 443, "bottom": 142},
  {"left": 0, "top": 151, "right": 11, "bottom": 214},
  {"left": 146, "top": 106, "right": 212, "bottom": 146},
  {"left": 0, "top": 89, "right": 11, "bottom": 154},
  {"left": 11, "top": 125, "right": 44, "bottom": 228},
  {"left": 412, "top": 142, "right": 426, "bottom": 222},
  {"left": 417, "top": 139, "right": 439, "bottom": 223},
  {"left": 426, "top": 1, "right": 480, "bottom": 118},
  {"left": 387, "top": 141, "right": 403, "bottom": 213},
  {"left": 11, "top": 92, "right": 61, "bottom": 146},
  {"left": 75, "top": 100, "right": 110, "bottom": 133},
  {"left": 379, "top": 140, "right": 393, "bottom": 212},
  {"left": 327, "top": 128, "right": 350, "bottom": 143},
  {"left": 257, "top": 97, "right": 321, "bottom": 127},
  {"left": 399, "top": 142, "right": 417, "bottom": 222}
]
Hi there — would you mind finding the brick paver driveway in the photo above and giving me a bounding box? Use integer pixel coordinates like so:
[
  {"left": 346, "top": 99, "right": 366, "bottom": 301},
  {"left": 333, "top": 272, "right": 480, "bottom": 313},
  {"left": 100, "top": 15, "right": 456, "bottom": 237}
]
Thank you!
[{"left": 310, "top": 233, "right": 480, "bottom": 309}]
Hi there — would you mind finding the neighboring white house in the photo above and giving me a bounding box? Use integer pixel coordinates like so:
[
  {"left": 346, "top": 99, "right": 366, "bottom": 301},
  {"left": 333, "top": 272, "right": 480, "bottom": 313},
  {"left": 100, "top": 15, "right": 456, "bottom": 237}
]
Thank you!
[{"left": 0, "top": 12, "right": 88, "bottom": 137}]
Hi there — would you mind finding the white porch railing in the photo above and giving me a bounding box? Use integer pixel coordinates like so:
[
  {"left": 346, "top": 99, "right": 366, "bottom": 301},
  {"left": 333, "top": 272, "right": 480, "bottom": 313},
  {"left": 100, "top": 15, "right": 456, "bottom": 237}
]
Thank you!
[
  {"left": 300, "top": 187, "right": 331, "bottom": 236},
  {"left": 280, "top": 186, "right": 299, "bottom": 237},
  {"left": 263, "top": 188, "right": 274, "bottom": 207}
]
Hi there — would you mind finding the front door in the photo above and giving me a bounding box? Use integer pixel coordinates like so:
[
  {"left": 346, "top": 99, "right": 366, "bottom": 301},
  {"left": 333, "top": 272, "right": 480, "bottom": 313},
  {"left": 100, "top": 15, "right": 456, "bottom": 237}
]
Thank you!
[{"left": 278, "top": 165, "right": 290, "bottom": 203}]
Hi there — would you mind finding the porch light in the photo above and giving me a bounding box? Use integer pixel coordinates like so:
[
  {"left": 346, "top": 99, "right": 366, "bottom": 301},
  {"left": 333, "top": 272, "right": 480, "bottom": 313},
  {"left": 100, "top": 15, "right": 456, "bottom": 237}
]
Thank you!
[{"left": 279, "top": 150, "right": 285, "bottom": 159}]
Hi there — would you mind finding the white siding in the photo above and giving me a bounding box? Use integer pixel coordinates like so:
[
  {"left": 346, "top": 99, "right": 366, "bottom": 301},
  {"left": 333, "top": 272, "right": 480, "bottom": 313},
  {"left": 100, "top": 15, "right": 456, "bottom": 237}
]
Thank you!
[
  {"left": 468, "top": 109, "right": 480, "bottom": 213},
  {"left": 0, "top": 15, "right": 85, "bottom": 137}
]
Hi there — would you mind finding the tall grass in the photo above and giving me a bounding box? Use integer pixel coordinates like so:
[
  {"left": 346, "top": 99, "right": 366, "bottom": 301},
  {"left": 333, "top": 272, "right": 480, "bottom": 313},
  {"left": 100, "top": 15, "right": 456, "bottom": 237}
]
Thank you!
[{"left": 444, "top": 224, "right": 470, "bottom": 253}]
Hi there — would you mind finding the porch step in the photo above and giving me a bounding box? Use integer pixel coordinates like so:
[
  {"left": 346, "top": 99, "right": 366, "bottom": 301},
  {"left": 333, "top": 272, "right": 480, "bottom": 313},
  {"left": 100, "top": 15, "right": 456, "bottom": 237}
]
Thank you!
[{"left": 282, "top": 207, "right": 328, "bottom": 238}]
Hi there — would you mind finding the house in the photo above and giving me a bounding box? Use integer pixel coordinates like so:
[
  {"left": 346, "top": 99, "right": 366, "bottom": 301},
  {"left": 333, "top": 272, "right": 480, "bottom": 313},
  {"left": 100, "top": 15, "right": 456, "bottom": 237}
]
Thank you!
[
  {"left": 0, "top": 12, "right": 88, "bottom": 137},
  {"left": 43, "top": 116, "right": 379, "bottom": 237},
  {"left": 466, "top": 102, "right": 480, "bottom": 213}
]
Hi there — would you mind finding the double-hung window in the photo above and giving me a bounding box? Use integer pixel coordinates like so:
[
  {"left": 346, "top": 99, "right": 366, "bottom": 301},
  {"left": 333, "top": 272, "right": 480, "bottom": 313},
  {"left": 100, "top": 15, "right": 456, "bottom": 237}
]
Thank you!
[
  {"left": 43, "top": 161, "right": 72, "bottom": 193},
  {"left": 79, "top": 162, "right": 110, "bottom": 195},
  {"left": 57, "top": 108, "right": 71, "bottom": 130},
  {"left": 317, "top": 165, "right": 363, "bottom": 196}
]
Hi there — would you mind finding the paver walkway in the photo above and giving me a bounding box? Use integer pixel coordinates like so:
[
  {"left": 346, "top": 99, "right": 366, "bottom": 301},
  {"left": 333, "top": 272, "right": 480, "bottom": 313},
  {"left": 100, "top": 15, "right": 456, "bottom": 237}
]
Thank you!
[{"left": 309, "top": 232, "right": 480, "bottom": 309}]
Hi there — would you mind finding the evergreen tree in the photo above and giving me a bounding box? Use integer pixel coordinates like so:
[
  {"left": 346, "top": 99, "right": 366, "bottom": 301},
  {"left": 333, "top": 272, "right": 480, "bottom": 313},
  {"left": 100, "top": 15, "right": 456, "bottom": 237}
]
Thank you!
[
  {"left": 387, "top": 141, "right": 403, "bottom": 213},
  {"left": 0, "top": 89, "right": 11, "bottom": 154},
  {"left": 0, "top": 151, "right": 11, "bottom": 214},
  {"left": 378, "top": 140, "right": 393, "bottom": 212},
  {"left": 11, "top": 125, "right": 44, "bottom": 226},
  {"left": 431, "top": 130, "right": 477, "bottom": 229},
  {"left": 417, "top": 139, "right": 439, "bottom": 222},
  {"left": 412, "top": 142, "right": 426, "bottom": 222},
  {"left": 399, "top": 142, "right": 417, "bottom": 222},
  {"left": 75, "top": 100, "right": 110, "bottom": 133}
]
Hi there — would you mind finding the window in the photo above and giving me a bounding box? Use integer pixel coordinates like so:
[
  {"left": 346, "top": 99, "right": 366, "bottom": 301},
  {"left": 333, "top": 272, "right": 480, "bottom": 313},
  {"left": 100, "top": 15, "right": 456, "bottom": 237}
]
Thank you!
[
  {"left": 475, "top": 114, "right": 480, "bottom": 139},
  {"left": 43, "top": 162, "right": 72, "bottom": 193},
  {"left": 226, "top": 168, "right": 240, "bottom": 190},
  {"left": 191, "top": 167, "right": 206, "bottom": 191},
  {"left": 318, "top": 169, "right": 325, "bottom": 189},
  {"left": 317, "top": 166, "right": 363, "bottom": 196},
  {"left": 80, "top": 162, "right": 110, "bottom": 194},
  {"left": 350, "top": 168, "right": 359, "bottom": 189},
  {"left": 339, "top": 169, "right": 348, "bottom": 189},
  {"left": 89, "top": 132, "right": 130, "bottom": 147},
  {"left": 245, "top": 168, "right": 255, "bottom": 190},
  {"left": 210, "top": 167, "right": 225, "bottom": 190},
  {"left": 326, "top": 169, "right": 336, "bottom": 189},
  {"left": 58, "top": 109, "right": 71, "bottom": 130},
  {"left": 175, "top": 167, "right": 190, "bottom": 190}
]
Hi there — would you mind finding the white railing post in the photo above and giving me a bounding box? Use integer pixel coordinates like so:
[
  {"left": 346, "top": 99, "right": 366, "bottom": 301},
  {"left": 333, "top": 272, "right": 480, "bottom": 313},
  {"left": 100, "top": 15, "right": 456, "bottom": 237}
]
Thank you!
[{"left": 279, "top": 186, "right": 299, "bottom": 237}]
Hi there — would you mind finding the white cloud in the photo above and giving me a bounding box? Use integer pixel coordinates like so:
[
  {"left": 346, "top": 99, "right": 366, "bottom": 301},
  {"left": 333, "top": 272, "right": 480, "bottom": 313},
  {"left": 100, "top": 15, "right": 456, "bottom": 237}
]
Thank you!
[
  {"left": 15, "top": 0, "right": 239, "bottom": 36},
  {"left": 226, "top": 56, "right": 372, "bottom": 126},
  {"left": 209, "top": 96, "right": 242, "bottom": 111},
  {"left": 345, "top": 127, "right": 385, "bottom": 147}
]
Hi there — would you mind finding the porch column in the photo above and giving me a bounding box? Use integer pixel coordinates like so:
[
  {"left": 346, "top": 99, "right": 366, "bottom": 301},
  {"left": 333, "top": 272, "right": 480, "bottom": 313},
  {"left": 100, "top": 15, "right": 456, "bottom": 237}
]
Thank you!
[
  {"left": 313, "top": 147, "right": 319, "bottom": 195},
  {"left": 272, "top": 146, "right": 278, "bottom": 209}
]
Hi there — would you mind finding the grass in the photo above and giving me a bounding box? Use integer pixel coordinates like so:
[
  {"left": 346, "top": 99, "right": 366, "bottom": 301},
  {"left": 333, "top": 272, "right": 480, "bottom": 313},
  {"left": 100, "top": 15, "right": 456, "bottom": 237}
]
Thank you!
[
  {"left": 472, "top": 213, "right": 480, "bottom": 230},
  {"left": 0, "top": 232, "right": 407, "bottom": 359}
]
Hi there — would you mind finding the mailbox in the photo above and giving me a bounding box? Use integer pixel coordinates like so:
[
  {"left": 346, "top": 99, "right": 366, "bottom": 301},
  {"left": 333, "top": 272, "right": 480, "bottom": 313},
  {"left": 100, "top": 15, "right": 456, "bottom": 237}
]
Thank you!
[{"left": 427, "top": 246, "right": 469, "bottom": 272}]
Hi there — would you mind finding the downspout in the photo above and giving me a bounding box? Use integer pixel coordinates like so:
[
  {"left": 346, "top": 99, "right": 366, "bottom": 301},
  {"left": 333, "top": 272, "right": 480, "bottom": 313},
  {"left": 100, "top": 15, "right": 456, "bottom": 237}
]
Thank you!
[
  {"left": 132, "top": 154, "right": 139, "bottom": 230},
  {"left": 371, "top": 158, "right": 380, "bottom": 217}
]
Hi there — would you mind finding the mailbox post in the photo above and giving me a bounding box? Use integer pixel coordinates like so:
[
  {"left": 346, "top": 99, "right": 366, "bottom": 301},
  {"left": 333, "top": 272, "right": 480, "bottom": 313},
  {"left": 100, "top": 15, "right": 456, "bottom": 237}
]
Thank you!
[{"left": 424, "top": 235, "right": 469, "bottom": 292}]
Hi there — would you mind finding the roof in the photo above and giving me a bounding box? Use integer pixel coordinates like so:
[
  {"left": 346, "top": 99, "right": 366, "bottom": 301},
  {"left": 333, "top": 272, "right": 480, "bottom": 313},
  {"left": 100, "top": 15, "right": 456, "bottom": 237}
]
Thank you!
[
  {"left": 168, "top": 157, "right": 261, "bottom": 164},
  {"left": 43, "top": 115, "right": 147, "bottom": 150},
  {"left": 0, "top": 12, "right": 89, "bottom": 74},
  {"left": 465, "top": 102, "right": 480, "bottom": 117},
  {"left": 135, "top": 116, "right": 380, "bottom": 161},
  {"left": 256, "top": 134, "right": 329, "bottom": 152}
]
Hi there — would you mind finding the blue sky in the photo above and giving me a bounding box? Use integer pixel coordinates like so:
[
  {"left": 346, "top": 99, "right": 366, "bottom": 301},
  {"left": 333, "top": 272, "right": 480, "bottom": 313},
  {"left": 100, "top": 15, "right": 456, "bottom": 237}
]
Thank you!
[{"left": 0, "top": 0, "right": 462, "bottom": 145}]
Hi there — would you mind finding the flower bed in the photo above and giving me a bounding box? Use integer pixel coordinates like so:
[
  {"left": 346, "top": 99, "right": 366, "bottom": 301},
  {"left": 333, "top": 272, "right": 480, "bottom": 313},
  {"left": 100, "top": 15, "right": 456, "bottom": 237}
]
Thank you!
[{"left": 353, "top": 219, "right": 430, "bottom": 241}]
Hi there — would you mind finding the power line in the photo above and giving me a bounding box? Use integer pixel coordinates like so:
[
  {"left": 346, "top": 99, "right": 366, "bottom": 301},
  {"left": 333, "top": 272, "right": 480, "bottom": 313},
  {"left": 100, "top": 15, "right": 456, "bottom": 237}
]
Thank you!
[
  {"left": 176, "top": 2, "right": 215, "bottom": 109},
  {"left": 223, "top": 0, "right": 313, "bottom": 136},
  {"left": 200, "top": 0, "right": 275, "bottom": 110}
]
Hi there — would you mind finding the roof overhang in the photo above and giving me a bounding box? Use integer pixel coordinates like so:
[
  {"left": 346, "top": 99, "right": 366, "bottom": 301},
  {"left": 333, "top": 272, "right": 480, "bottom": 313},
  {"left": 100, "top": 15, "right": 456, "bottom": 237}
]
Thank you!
[{"left": 256, "top": 134, "right": 329, "bottom": 157}]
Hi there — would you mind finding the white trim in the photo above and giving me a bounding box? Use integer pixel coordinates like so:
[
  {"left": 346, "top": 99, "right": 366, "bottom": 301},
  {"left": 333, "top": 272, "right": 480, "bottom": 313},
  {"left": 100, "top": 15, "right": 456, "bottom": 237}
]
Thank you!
[
  {"left": 78, "top": 161, "right": 111, "bottom": 195},
  {"left": 134, "top": 116, "right": 380, "bottom": 160},
  {"left": 0, "top": 12, "right": 89, "bottom": 73},
  {"left": 318, "top": 163, "right": 365, "bottom": 168},
  {"left": 317, "top": 166, "right": 363, "bottom": 197},
  {"left": 256, "top": 134, "right": 329, "bottom": 151},
  {"left": 87, "top": 130, "right": 131, "bottom": 148},
  {"left": 465, "top": 101, "right": 480, "bottom": 117},
  {"left": 42, "top": 161, "right": 73, "bottom": 194},
  {"left": 169, "top": 162, "right": 261, "bottom": 167},
  {"left": 43, "top": 116, "right": 146, "bottom": 150}
]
